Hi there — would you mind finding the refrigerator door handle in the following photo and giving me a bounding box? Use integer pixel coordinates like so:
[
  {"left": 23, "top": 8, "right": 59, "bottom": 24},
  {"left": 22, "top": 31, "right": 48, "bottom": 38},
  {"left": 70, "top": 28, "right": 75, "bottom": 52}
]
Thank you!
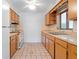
[{"left": 2, "top": 26, "right": 10, "bottom": 28}]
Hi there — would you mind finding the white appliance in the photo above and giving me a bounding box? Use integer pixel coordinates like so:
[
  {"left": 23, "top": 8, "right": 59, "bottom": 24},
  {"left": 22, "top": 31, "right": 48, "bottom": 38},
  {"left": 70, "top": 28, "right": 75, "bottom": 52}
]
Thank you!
[
  {"left": 2, "top": 0, "right": 10, "bottom": 59},
  {"left": 18, "top": 32, "right": 24, "bottom": 49}
]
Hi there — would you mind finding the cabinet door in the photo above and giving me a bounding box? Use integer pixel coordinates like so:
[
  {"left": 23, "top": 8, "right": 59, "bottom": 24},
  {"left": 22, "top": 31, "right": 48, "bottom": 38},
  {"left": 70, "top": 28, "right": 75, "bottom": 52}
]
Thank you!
[
  {"left": 46, "top": 14, "right": 50, "bottom": 25},
  {"left": 10, "top": 9, "right": 12, "bottom": 21},
  {"left": 10, "top": 9, "right": 14, "bottom": 22},
  {"left": 55, "top": 43, "right": 67, "bottom": 59},
  {"left": 10, "top": 38, "right": 14, "bottom": 57},
  {"left": 16, "top": 15, "right": 19, "bottom": 23},
  {"left": 48, "top": 39, "right": 54, "bottom": 59},
  {"left": 12, "top": 10, "right": 15, "bottom": 22},
  {"left": 14, "top": 12, "right": 16, "bottom": 22},
  {"left": 41, "top": 33, "right": 46, "bottom": 47},
  {"left": 10, "top": 9, "right": 19, "bottom": 23},
  {"left": 68, "top": 44, "right": 77, "bottom": 59},
  {"left": 12, "top": 38, "right": 17, "bottom": 53},
  {"left": 46, "top": 36, "right": 49, "bottom": 50},
  {"left": 68, "top": 0, "right": 77, "bottom": 20},
  {"left": 14, "top": 13, "right": 18, "bottom": 23},
  {"left": 10, "top": 36, "right": 17, "bottom": 57},
  {"left": 46, "top": 13, "right": 56, "bottom": 26},
  {"left": 13, "top": 12, "right": 18, "bottom": 23}
]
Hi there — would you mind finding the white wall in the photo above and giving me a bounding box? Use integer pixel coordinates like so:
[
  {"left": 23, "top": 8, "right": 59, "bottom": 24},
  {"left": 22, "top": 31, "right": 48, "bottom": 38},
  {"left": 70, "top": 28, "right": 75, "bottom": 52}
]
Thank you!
[
  {"left": 2, "top": 0, "right": 10, "bottom": 59},
  {"left": 18, "top": 0, "right": 61, "bottom": 43},
  {"left": 20, "top": 12, "right": 45, "bottom": 42},
  {"left": 14, "top": 0, "right": 61, "bottom": 43}
]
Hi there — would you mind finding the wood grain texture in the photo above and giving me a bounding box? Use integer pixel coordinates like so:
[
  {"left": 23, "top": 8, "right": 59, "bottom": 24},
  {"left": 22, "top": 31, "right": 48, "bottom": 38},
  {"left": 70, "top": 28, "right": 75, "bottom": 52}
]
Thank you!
[
  {"left": 68, "top": 0, "right": 77, "bottom": 20},
  {"left": 10, "top": 35, "right": 18, "bottom": 58},
  {"left": 10, "top": 9, "right": 19, "bottom": 23},
  {"left": 55, "top": 43, "right": 67, "bottom": 59},
  {"left": 68, "top": 43, "right": 77, "bottom": 59},
  {"left": 45, "top": 12, "right": 56, "bottom": 26}
]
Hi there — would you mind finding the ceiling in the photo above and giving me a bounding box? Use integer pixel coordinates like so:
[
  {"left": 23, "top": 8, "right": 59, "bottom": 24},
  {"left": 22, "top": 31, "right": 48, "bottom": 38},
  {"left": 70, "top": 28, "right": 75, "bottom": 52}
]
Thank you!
[{"left": 8, "top": 0, "right": 60, "bottom": 14}]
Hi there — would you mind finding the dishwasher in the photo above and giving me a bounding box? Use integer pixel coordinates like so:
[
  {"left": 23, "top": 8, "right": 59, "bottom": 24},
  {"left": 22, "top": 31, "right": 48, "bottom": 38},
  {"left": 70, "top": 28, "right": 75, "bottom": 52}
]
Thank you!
[{"left": 18, "top": 32, "right": 24, "bottom": 49}]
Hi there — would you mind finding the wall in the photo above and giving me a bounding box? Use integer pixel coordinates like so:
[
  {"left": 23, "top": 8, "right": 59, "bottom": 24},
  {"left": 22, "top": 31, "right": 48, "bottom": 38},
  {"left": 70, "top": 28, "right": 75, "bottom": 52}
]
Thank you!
[
  {"left": 2, "top": 0, "right": 10, "bottom": 59},
  {"left": 20, "top": 12, "right": 45, "bottom": 42},
  {"left": 13, "top": 0, "right": 61, "bottom": 43},
  {"left": 73, "top": 21, "right": 77, "bottom": 32}
]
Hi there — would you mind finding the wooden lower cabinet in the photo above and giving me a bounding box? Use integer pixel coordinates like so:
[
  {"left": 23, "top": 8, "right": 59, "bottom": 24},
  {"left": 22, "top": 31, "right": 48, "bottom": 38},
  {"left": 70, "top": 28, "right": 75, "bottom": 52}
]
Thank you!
[
  {"left": 48, "top": 39, "right": 54, "bottom": 59},
  {"left": 41, "top": 32, "right": 77, "bottom": 59},
  {"left": 45, "top": 35, "right": 55, "bottom": 59},
  {"left": 55, "top": 38, "right": 67, "bottom": 59},
  {"left": 41, "top": 33, "right": 46, "bottom": 47},
  {"left": 10, "top": 35, "right": 17, "bottom": 58},
  {"left": 68, "top": 43, "right": 77, "bottom": 59},
  {"left": 46, "top": 36, "right": 49, "bottom": 50},
  {"left": 55, "top": 43, "right": 67, "bottom": 59}
]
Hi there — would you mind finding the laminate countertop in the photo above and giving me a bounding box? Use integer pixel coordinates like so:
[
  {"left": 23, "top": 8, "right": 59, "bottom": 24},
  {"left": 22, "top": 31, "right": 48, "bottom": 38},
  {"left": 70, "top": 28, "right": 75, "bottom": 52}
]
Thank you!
[
  {"left": 10, "top": 32, "right": 19, "bottom": 37},
  {"left": 42, "top": 30, "right": 77, "bottom": 46}
]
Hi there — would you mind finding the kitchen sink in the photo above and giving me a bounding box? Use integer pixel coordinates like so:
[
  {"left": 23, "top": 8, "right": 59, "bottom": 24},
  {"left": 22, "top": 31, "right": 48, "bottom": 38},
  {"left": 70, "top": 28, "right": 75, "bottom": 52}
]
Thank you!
[{"left": 49, "top": 32, "right": 68, "bottom": 35}]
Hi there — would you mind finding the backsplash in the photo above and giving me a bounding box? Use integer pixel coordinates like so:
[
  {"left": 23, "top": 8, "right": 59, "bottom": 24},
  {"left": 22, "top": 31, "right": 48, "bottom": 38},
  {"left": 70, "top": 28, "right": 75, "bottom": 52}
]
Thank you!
[
  {"left": 73, "top": 21, "right": 77, "bottom": 32},
  {"left": 10, "top": 24, "right": 19, "bottom": 32}
]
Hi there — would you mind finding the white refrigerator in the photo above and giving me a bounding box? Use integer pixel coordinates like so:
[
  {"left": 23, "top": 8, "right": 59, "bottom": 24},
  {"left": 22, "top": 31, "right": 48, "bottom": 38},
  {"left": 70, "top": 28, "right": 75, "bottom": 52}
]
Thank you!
[{"left": 2, "top": 0, "right": 10, "bottom": 59}]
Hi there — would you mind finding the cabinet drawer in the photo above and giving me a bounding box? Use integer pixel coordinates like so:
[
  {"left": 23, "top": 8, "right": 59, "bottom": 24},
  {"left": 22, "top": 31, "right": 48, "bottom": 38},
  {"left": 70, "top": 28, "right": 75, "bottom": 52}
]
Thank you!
[
  {"left": 56, "top": 38, "right": 67, "bottom": 48},
  {"left": 46, "top": 35, "right": 54, "bottom": 41}
]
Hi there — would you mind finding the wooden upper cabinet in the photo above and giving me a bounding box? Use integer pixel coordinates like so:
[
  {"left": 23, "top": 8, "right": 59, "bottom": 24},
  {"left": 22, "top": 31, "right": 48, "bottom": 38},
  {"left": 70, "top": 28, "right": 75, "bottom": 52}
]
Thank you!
[
  {"left": 10, "top": 8, "right": 19, "bottom": 23},
  {"left": 68, "top": 0, "right": 77, "bottom": 20},
  {"left": 45, "top": 0, "right": 66, "bottom": 26},
  {"left": 50, "top": 0, "right": 65, "bottom": 14},
  {"left": 45, "top": 14, "right": 50, "bottom": 26},
  {"left": 46, "top": 12, "right": 56, "bottom": 26},
  {"left": 68, "top": 43, "right": 77, "bottom": 59}
]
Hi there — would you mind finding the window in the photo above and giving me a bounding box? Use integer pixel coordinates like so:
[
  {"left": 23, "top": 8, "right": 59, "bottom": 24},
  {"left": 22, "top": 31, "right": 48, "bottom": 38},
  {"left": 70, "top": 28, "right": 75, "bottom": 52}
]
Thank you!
[
  {"left": 60, "top": 11, "right": 74, "bottom": 30},
  {"left": 60, "top": 12, "right": 67, "bottom": 29},
  {"left": 69, "top": 21, "right": 74, "bottom": 29}
]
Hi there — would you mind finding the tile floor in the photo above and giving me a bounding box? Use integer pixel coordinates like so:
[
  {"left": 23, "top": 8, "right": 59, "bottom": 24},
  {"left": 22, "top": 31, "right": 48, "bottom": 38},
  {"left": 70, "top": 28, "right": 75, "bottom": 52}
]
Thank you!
[{"left": 11, "top": 43, "right": 52, "bottom": 59}]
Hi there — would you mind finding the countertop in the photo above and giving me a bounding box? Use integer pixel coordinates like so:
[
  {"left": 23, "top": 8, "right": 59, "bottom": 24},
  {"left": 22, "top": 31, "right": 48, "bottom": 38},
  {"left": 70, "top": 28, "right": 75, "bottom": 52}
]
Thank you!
[
  {"left": 10, "top": 32, "right": 19, "bottom": 37},
  {"left": 42, "top": 30, "right": 77, "bottom": 46}
]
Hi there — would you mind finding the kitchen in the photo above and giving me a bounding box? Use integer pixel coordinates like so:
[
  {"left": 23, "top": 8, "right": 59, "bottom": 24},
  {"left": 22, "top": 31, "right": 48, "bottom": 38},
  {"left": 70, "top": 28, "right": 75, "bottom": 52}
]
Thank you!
[{"left": 2, "top": 0, "right": 77, "bottom": 59}]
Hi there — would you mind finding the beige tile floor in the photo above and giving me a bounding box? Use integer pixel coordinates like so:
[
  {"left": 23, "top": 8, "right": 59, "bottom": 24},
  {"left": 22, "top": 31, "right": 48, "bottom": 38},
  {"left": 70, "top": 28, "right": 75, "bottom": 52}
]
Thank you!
[{"left": 11, "top": 43, "right": 52, "bottom": 59}]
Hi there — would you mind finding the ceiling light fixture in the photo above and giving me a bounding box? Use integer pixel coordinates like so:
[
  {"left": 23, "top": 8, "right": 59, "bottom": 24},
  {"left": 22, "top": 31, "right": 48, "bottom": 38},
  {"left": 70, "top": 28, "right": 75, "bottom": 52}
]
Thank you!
[
  {"left": 24, "top": 0, "right": 42, "bottom": 10},
  {"left": 28, "top": 5, "right": 36, "bottom": 10}
]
